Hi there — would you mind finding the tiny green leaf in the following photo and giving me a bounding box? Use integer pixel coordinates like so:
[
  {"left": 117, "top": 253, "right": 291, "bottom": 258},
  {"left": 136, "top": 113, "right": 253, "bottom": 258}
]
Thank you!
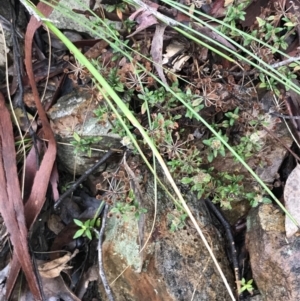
[
  {"left": 256, "top": 17, "right": 266, "bottom": 27},
  {"left": 181, "top": 177, "right": 193, "bottom": 184},
  {"left": 73, "top": 228, "right": 85, "bottom": 239},
  {"left": 73, "top": 132, "right": 81, "bottom": 142},
  {"left": 86, "top": 229, "right": 92, "bottom": 240},
  {"left": 74, "top": 219, "right": 84, "bottom": 227}
]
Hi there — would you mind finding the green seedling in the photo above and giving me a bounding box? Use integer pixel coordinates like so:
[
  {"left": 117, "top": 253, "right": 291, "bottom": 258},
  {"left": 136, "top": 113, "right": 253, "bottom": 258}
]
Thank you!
[
  {"left": 110, "top": 199, "right": 147, "bottom": 221},
  {"left": 168, "top": 211, "right": 188, "bottom": 232},
  {"left": 184, "top": 88, "right": 204, "bottom": 119},
  {"left": 246, "top": 192, "right": 272, "bottom": 208},
  {"left": 73, "top": 218, "right": 101, "bottom": 240},
  {"left": 203, "top": 132, "right": 228, "bottom": 163},
  {"left": 60, "top": 181, "right": 76, "bottom": 193},
  {"left": 278, "top": 66, "right": 297, "bottom": 90},
  {"left": 182, "top": 170, "right": 212, "bottom": 199},
  {"left": 107, "top": 67, "right": 124, "bottom": 92},
  {"left": 213, "top": 173, "right": 245, "bottom": 209},
  {"left": 220, "top": 1, "right": 248, "bottom": 36},
  {"left": 105, "top": 2, "right": 127, "bottom": 14},
  {"left": 71, "top": 132, "right": 101, "bottom": 157},
  {"left": 224, "top": 107, "right": 239, "bottom": 127},
  {"left": 238, "top": 278, "right": 254, "bottom": 295},
  {"left": 233, "top": 134, "right": 262, "bottom": 161}
]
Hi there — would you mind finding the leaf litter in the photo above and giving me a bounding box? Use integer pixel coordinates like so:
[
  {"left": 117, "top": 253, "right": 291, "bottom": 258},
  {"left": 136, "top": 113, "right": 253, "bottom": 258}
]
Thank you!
[
  {"left": 1, "top": 0, "right": 300, "bottom": 299},
  {"left": 284, "top": 163, "right": 300, "bottom": 238}
]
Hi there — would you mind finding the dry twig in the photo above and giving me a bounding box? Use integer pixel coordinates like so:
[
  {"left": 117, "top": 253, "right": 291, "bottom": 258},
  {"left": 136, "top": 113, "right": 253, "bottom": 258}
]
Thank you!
[{"left": 97, "top": 204, "right": 115, "bottom": 301}]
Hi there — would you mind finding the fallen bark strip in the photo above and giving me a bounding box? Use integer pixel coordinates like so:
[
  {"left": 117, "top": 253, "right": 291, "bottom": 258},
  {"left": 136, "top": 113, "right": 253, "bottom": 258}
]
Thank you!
[
  {"left": 0, "top": 92, "right": 42, "bottom": 300},
  {"left": 6, "top": 1, "right": 57, "bottom": 299}
]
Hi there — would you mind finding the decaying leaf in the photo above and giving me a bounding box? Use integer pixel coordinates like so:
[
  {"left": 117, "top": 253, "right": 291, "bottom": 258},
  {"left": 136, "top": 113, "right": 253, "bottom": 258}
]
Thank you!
[
  {"left": 50, "top": 163, "right": 60, "bottom": 201},
  {"left": 38, "top": 249, "right": 79, "bottom": 278},
  {"left": 84, "top": 40, "right": 109, "bottom": 59},
  {"left": 284, "top": 163, "right": 300, "bottom": 237},
  {"left": 162, "top": 40, "right": 191, "bottom": 72},
  {"left": 210, "top": 0, "right": 227, "bottom": 18},
  {"left": 13, "top": 107, "right": 37, "bottom": 132},
  {"left": 128, "top": 7, "right": 158, "bottom": 37},
  {"left": 150, "top": 24, "right": 168, "bottom": 85},
  {"left": 0, "top": 93, "right": 42, "bottom": 299},
  {"left": 224, "top": 0, "right": 234, "bottom": 6},
  {"left": 75, "top": 265, "right": 99, "bottom": 299},
  {"left": 21, "top": 273, "right": 82, "bottom": 301},
  {"left": 47, "top": 214, "right": 65, "bottom": 235}
]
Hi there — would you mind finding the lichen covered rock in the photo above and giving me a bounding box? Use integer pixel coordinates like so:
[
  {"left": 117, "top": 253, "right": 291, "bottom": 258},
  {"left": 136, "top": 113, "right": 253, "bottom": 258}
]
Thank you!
[
  {"left": 246, "top": 204, "right": 300, "bottom": 300},
  {"left": 100, "top": 167, "right": 235, "bottom": 300}
]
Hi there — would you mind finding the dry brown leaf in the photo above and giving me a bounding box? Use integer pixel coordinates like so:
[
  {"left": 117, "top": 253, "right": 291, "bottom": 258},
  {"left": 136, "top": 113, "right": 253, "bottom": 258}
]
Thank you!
[
  {"left": 284, "top": 163, "right": 300, "bottom": 237},
  {"left": 0, "top": 92, "right": 41, "bottom": 299},
  {"left": 13, "top": 107, "right": 37, "bottom": 132},
  {"left": 41, "top": 275, "right": 81, "bottom": 301},
  {"left": 38, "top": 249, "right": 79, "bottom": 279},
  {"left": 50, "top": 163, "right": 59, "bottom": 201},
  {"left": 210, "top": 0, "right": 226, "bottom": 18},
  {"left": 47, "top": 214, "right": 65, "bottom": 235},
  {"left": 23, "top": 140, "right": 43, "bottom": 201},
  {"left": 224, "top": 0, "right": 234, "bottom": 6},
  {"left": 150, "top": 24, "right": 167, "bottom": 85},
  {"left": 75, "top": 265, "right": 99, "bottom": 299},
  {"left": 191, "top": 23, "right": 236, "bottom": 51},
  {"left": 6, "top": 2, "right": 57, "bottom": 297},
  {"left": 128, "top": 7, "right": 158, "bottom": 37},
  {"left": 84, "top": 40, "right": 109, "bottom": 59},
  {"left": 20, "top": 273, "right": 82, "bottom": 301},
  {"left": 162, "top": 40, "right": 191, "bottom": 73}
]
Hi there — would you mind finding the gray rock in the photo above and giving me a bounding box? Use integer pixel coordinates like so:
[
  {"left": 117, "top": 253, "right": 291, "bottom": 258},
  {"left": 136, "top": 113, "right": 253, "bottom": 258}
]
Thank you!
[
  {"left": 47, "top": 89, "right": 122, "bottom": 175},
  {"left": 48, "top": 0, "right": 121, "bottom": 38},
  {"left": 100, "top": 166, "right": 235, "bottom": 300},
  {"left": 246, "top": 204, "right": 300, "bottom": 301}
]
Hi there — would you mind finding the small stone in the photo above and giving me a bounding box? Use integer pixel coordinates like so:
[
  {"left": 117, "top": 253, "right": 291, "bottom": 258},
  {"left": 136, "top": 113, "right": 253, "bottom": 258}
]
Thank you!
[{"left": 246, "top": 204, "right": 300, "bottom": 301}]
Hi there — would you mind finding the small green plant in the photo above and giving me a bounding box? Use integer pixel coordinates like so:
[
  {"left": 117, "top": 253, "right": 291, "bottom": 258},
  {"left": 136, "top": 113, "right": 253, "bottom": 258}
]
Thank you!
[
  {"left": 259, "top": 74, "right": 279, "bottom": 96},
  {"left": 123, "top": 18, "right": 135, "bottom": 33},
  {"left": 181, "top": 170, "right": 212, "bottom": 199},
  {"left": 109, "top": 189, "right": 147, "bottom": 220},
  {"left": 105, "top": 2, "right": 127, "bottom": 14},
  {"left": 110, "top": 200, "right": 147, "bottom": 221},
  {"left": 220, "top": 1, "right": 249, "bottom": 36},
  {"left": 168, "top": 145, "right": 203, "bottom": 176},
  {"left": 71, "top": 132, "right": 101, "bottom": 157},
  {"left": 259, "top": 65, "right": 298, "bottom": 94},
  {"left": 216, "top": 108, "right": 240, "bottom": 129},
  {"left": 278, "top": 66, "right": 297, "bottom": 90},
  {"left": 212, "top": 173, "right": 246, "bottom": 209},
  {"left": 246, "top": 189, "right": 272, "bottom": 207},
  {"left": 107, "top": 67, "right": 124, "bottom": 92},
  {"left": 238, "top": 278, "right": 254, "bottom": 295},
  {"left": 256, "top": 15, "right": 292, "bottom": 51},
  {"left": 167, "top": 210, "right": 188, "bottom": 232},
  {"left": 139, "top": 87, "right": 168, "bottom": 112},
  {"left": 203, "top": 132, "right": 228, "bottom": 162},
  {"left": 184, "top": 88, "right": 204, "bottom": 118},
  {"left": 224, "top": 107, "right": 239, "bottom": 126},
  {"left": 233, "top": 134, "right": 262, "bottom": 161},
  {"left": 73, "top": 218, "right": 101, "bottom": 240},
  {"left": 60, "top": 181, "right": 75, "bottom": 193}
]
